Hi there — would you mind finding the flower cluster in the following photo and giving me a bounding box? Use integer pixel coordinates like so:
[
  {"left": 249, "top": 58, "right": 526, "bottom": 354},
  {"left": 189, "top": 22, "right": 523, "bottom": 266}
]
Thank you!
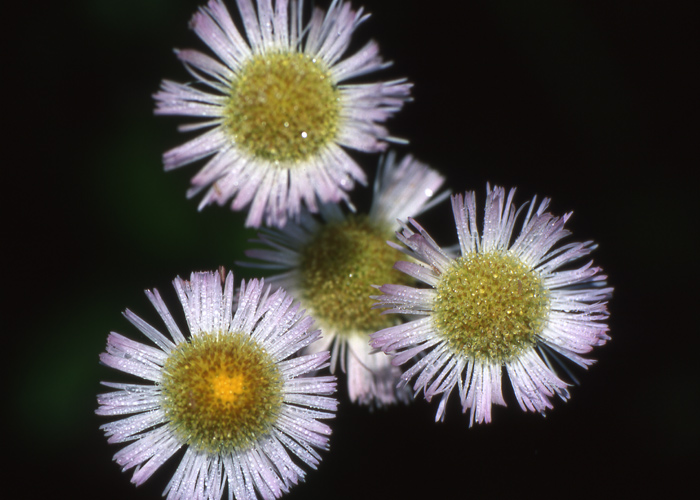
[{"left": 97, "top": 1, "right": 613, "bottom": 499}]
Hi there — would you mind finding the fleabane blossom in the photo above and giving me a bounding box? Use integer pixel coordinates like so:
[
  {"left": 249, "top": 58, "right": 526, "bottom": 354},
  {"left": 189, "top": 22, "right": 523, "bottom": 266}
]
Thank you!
[
  {"left": 244, "top": 152, "right": 448, "bottom": 407},
  {"left": 154, "top": 0, "right": 412, "bottom": 228},
  {"left": 371, "top": 186, "right": 612, "bottom": 426},
  {"left": 97, "top": 270, "right": 337, "bottom": 500}
]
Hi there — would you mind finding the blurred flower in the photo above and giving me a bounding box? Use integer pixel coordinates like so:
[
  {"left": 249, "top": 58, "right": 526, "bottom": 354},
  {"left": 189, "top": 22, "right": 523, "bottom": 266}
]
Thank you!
[
  {"left": 155, "top": 0, "right": 411, "bottom": 228},
  {"left": 244, "top": 152, "right": 447, "bottom": 407},
  {"left": 97, "top": 270, "right": 337, "bottom": 500},
  {"left": 371, "top": 186, "right": 612, "bottom": 425}
]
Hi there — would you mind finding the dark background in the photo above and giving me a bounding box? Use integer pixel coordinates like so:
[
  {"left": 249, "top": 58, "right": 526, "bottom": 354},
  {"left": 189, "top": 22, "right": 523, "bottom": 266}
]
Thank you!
[{"left": 7, "top": 0, "right": 696, "bottom": 498}]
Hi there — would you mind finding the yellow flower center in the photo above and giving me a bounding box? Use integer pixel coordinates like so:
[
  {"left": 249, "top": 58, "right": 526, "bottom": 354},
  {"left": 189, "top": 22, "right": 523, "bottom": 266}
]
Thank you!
[
  {"left": 225, "top": 52, "right": 340, "bottom": 164},
  {"left": 433, "top": 251, "right": 550, "bottom": 362},
  {"left": 299, "top": 215, "right": 411, "bottom": 334},
  {"left": 160, "top": 333, "right": 283, "bottom": 453},
  {"left": 211, "top": 373, "right": 245, "bottom": 404}
]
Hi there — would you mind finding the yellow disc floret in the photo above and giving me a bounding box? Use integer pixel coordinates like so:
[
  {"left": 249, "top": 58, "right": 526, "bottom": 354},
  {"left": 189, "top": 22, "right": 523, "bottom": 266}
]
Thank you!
[
  {"left": 433, "top": 252, "right": 550, "bottom": 362},
  {"left": 211, "top": 373, "right": 245, "bottom": 404},
  {"left": 160, "top": 333, "right": 283, "bottom": 453},
  {"left": 299, "top": 215, "right": 411, "bottom": 334},
  {"left": 225, "top": 52, "right": 340, "bottom": 163}
]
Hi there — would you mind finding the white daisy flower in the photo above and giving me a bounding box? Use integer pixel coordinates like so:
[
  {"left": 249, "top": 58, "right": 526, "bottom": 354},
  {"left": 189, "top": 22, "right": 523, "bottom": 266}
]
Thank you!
[
  {"left": 97, "top": 270, "right": 337, "bottom": 500},
  {"left": 244, "top": 152, "right": 448, "bottom": 407},
  {"left": 371, "top": 186, "right": 613, "bottom": 426},
  {"left": 154, "top": 0, "right": 412, "bottom": 228}
]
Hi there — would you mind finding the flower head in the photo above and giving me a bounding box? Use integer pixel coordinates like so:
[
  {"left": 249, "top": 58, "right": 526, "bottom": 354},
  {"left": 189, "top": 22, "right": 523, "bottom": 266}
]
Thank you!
[
  {"left": 154, "top": 0, "right": 412, "bottom": 228},
  {"left": 244, "top": 153, "right": 447, "bottom": 407},
  {"left": 371, "top": 186, "right": 612, "bottom": 425},
  {"left": 97, "top": 270, "right": 337, "bottom": 500}
]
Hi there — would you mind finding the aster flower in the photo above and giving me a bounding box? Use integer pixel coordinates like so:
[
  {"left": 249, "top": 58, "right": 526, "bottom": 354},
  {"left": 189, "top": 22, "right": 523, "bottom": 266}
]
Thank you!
[
  {"left": 371, "top": 186, "right": 612, "bottom": 426},
  {"left": 154, "top": 0, "right": 412, "bottom": 228},
  {"left": 244, "top": 152, "right": 448, "bottom": 407},
  {"left": 97, "top": 270, "right": 337, "bottom": 500}
]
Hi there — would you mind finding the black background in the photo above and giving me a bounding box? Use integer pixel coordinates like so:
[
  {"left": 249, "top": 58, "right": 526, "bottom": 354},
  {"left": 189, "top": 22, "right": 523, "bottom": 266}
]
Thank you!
[{"left": 7, "top": 1, "right": 696, "bottom": 498}]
